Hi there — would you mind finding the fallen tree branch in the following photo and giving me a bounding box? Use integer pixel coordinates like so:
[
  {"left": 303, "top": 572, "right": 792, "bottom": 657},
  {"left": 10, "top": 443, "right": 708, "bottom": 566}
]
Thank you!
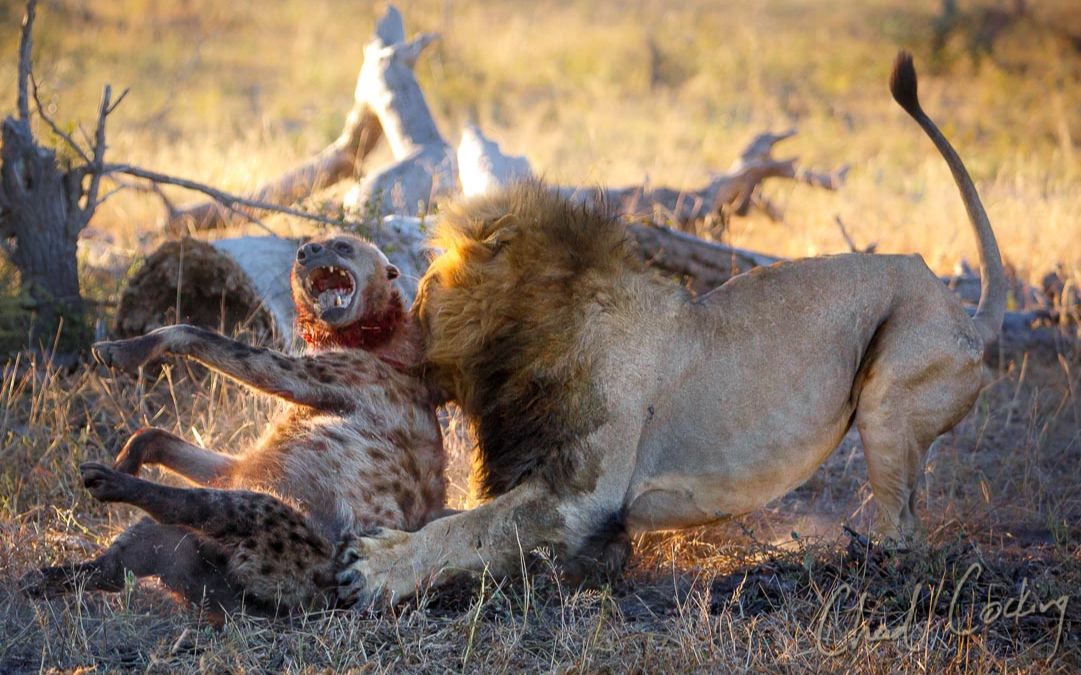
[
  {"left": 340, "top": 7, "right": 455, "bottom": 216},
  {"left": 627, "top": 223, "right": 781, "bottom": 293},
  {"left": 104, "top": 164, "right": 366, "bottom": 233},
  {"left": 557, "top": 130, "right": 848, "bottom": 227},
  {"left": 158, "top": 7, "right": 842, "bottom": 237},
  {"left": 163, "top": 104, "right": 381, "bottom": 234}
]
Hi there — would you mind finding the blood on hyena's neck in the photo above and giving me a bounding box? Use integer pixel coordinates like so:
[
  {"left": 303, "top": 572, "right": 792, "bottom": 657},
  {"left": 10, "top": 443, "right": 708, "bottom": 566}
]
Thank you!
[{"left": 297, "top": 291, "right": 421, "bottom": 369}]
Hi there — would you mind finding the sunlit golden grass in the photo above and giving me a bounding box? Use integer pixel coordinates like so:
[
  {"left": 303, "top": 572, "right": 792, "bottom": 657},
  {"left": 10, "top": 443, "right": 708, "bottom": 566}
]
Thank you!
[
  {"left": 1, "top": 338, "right": 1078, "bottom": 670},
  {"left": 1, "top": 0, "right": 1077, "bottom": 276},
  {"left": 1, "top": 0, "right": 1080, "bottom": 670}
]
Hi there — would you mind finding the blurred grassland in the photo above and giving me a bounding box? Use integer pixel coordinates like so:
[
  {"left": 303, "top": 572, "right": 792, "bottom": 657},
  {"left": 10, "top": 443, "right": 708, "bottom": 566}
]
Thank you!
[{"left": 0, "top": 0, "right": 1078, "bottom": 286}]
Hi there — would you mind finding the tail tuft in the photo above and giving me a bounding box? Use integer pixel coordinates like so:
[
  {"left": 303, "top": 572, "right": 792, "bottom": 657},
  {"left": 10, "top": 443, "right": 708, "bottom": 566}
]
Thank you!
[{"left": 889, "top": 51, "right": 922, "bottom": 116}]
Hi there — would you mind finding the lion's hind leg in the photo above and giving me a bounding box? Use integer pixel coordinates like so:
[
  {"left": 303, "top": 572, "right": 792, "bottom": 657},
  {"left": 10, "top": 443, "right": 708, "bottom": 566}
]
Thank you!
[
  {"left": 855, "top": 415, "right": 928, "bottom": 542},
  {"left": 854, "top": 320, "right": 985, "bottom": 542}
]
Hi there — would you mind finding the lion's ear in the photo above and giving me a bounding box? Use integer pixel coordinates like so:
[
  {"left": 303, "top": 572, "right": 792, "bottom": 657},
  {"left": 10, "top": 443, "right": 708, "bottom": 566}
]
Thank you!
[{"left": 480, "top": 215, "right": 518, "bottom": 254}]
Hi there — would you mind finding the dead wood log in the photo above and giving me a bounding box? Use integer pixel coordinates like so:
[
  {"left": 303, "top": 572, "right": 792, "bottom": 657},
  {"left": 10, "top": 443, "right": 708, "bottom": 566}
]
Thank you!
[
  {"left": 115, "top": 238, "right": 283, "bottom": 341},
  {"left": 457, "top": 124, "right": 533, "bottom": 197},
  {"left": 163, "top": 10, "right": 842, "bottom": 238},
  {"left": 172, "top": 6, "right": 455, "bottom": 229},
  {"left": 563, "top": 128, "right": 848, "bottom": 227},
  {"left": 457, "top": 124, "right": 847, "bottom": 230},
  {"left": 627, "top": 224, "right": 781, "bottom": 294}
]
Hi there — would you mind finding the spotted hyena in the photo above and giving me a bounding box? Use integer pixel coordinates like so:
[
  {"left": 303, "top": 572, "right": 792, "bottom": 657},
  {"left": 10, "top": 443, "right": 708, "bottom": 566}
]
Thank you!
[{"left": 23, "top": 235, "right": 446, "bottom": 615}]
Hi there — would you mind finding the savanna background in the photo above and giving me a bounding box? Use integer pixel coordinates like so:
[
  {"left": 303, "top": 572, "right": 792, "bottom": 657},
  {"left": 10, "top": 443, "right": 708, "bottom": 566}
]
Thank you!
[{"left": 0, "top": 0, "right": 1079, "bottom": 671}]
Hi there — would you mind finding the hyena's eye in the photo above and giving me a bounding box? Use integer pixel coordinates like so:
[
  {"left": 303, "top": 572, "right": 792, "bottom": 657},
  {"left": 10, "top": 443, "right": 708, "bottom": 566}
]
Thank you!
[{"left": 333, "top": 241, "right": 354, "bottom": 256}]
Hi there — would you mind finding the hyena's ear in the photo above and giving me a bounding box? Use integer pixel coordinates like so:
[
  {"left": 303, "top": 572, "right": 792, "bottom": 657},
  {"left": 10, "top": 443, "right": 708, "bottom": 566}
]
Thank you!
[{"left": 387, "top": 265, "right": 400, "bottom": 280}]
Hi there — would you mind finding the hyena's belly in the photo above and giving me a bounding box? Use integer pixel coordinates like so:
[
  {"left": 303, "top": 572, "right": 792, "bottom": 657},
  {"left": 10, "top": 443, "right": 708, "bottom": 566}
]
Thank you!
[{"left": 247, "top": 386, "right": 445, "bottom": 533}]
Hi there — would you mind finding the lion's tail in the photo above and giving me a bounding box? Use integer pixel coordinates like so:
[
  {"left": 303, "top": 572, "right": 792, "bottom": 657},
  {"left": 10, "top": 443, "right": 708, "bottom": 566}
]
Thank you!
[{"left": 889, "top": 51, "right": 1007, "bottom": 346}]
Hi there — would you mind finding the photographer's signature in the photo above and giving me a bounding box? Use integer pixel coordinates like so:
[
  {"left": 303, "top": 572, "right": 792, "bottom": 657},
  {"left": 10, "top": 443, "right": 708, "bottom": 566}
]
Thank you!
[{"left": 814, "top": 562, "right": 1069, "bottom": 656}]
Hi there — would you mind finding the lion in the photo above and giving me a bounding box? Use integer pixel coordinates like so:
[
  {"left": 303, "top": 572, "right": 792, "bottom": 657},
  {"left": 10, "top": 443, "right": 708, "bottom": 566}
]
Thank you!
[
  {"left": 24, "top": 235, "right": 446, "bottom": 615},
  {"left": 335, "top": 52, "right": 1006, "bottom": 606}
]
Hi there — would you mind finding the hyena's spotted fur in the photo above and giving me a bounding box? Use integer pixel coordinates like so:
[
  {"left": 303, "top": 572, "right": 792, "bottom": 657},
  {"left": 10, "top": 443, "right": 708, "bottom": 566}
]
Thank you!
[{"left": 24, "top": 235, "right": 445, "bottom": 615}]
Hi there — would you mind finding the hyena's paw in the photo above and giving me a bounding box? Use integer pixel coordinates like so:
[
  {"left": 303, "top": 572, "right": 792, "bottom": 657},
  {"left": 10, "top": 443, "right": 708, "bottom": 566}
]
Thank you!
[
  {"left": 80, "top": 462, "right": 136, "bottom": 503},
  {"left": 20, "top": 565, "right": 79, "bottom": 597},
  {"left": 335, "top": 528, "right": 411, "bottom": 608},
  {"left": 112, "top": 427, "right": 166, "bottom": 476},
  {"left": 92, "top": 334, "right": 165, "bottom": 372}
]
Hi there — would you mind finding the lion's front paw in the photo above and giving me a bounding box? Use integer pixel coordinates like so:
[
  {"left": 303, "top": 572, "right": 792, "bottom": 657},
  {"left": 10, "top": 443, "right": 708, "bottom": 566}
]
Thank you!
[
  {"left": 336, "top": 552, "right": 374, "bottom": 609},
  {"left": 92, "top": 334, "right": 165, "bottom": 372},
  {"left": 335, "top": 528, "right": 412, "bottom": 608},
  {"left": 80, "top": 462, "right": 136, "bottom": 503}
]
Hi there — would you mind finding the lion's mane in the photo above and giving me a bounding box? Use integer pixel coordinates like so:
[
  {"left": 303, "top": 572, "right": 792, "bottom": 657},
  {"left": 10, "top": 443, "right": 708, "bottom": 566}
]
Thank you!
[{"left": 415, "top": 182, "right": 648, "bottom": 499}]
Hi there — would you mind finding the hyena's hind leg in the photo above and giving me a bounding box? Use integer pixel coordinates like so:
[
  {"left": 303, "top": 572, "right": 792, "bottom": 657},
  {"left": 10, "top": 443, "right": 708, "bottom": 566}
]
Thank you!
[
  {"left": 22, "top": 518, "right": 245, "bottom": 612},
  {"left": 80, "top": 463, "right": 338, "bottom": 609},
  {"left": 113, "top": 427, "right": 236, "bottom": 486}
]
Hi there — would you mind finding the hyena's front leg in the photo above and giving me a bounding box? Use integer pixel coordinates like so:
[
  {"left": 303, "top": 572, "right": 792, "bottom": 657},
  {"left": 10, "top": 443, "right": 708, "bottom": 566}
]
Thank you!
[
  {"left": 114, "top": 427, "right": 236, "bottom": 486},
  {"left": 93, "top": 325, "right": 373, "bottom": 409}
]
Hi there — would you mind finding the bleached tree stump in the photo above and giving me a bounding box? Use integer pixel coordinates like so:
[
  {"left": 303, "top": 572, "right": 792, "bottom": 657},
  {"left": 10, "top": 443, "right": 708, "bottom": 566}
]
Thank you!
[
  {"left": 457, "top": 124, "right": 533, "bottom": 197},
  {"left": 340, "top": 8, "right": 456, "bottom": 217},
  {"left": 165, "top": 6, "right": 452, "bottom": 232}
]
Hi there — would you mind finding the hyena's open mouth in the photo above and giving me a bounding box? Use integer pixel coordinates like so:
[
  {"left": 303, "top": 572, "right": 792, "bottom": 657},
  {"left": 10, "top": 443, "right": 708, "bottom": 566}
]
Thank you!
[{"left": 304, "top": 266, "right": 356, "bottom": 312}]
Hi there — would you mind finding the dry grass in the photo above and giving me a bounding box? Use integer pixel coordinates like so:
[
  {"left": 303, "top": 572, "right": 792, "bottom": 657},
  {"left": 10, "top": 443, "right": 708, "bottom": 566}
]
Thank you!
[
  {"left": 1, "top": 0, "right": 1080, "bottom": 671},
  {"left": 1, "top": 333, "right": 1078, "bottom": 671}
]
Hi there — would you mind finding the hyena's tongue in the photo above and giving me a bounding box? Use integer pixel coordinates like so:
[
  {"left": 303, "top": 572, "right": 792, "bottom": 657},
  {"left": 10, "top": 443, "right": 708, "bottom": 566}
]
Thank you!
[
  {"left": 318, "top": 289, "right": 350, "bottom": 311},
  {"left": 309, "top": 266, "right": 355, "bottom": 312}
]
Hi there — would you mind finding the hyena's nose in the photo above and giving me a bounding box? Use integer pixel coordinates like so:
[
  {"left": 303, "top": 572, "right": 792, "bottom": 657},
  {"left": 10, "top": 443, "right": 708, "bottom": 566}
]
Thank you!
[{"left": 297, "top": 242, "right": 324, "bottom": 264}]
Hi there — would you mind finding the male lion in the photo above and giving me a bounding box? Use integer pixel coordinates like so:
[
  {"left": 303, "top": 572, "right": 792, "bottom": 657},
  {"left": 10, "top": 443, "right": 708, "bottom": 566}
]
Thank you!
[
  {"left": 337, "top": 52, "right": 1006, "bottom": 605},
  {"left": 25, "top": 235, "right": 445, "bottom": 615}
]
